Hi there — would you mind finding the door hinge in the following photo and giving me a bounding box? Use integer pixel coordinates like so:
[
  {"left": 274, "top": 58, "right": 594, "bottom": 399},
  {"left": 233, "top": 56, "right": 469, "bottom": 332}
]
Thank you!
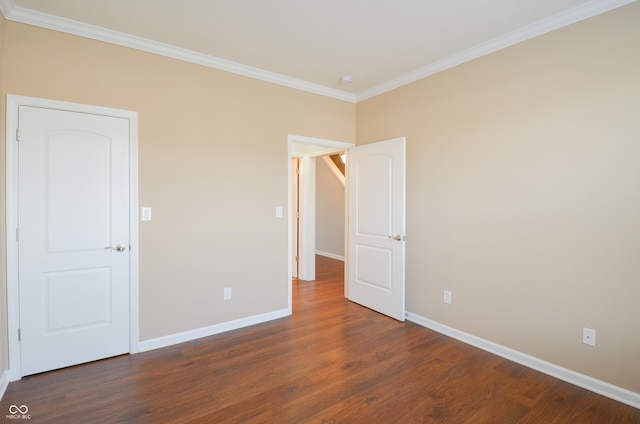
[
  {"left": 18, "top": 328, "right": 21, "bottom": 341},
  {"left": 296, "top": 168, "right": 300, "bottom": 175},
  {"left": 16, "top": 128, "right": 20, "bottom": 142},
  {"left": 16, "top": 228, "right": 19, "bottom": 242},
  {"left": 295, "top": 256, "right": 299, "bottom": 263}
]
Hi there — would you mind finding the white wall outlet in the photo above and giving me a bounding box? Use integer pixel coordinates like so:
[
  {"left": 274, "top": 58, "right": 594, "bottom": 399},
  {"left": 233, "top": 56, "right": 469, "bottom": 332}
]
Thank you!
[
  {"left": 443, "top": 290, "right": 452, "bottom": 305},
  {"left": 224, "top": 287, "right": 232, "bottom": 301},
  {"left": 275, "top": 206, "right": 283, "bottom": 218},
  {"left": 583, "top": 327, "right": 596, "bottom": 346}
]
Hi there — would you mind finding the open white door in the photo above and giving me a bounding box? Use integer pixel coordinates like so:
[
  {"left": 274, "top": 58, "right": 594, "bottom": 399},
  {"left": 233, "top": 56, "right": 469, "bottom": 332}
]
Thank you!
[{"left": 347, "top": 137, "right": 406, "bottom": 321}]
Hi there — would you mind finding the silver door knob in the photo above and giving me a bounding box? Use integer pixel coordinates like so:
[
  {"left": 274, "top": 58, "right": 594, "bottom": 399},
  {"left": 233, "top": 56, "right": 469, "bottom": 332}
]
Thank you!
[
  {"left": 389, "top": 235, "right": 403, "bottom": 241},
  {"left": 106, "top": 244, "right": 127, "bottom": 252}
]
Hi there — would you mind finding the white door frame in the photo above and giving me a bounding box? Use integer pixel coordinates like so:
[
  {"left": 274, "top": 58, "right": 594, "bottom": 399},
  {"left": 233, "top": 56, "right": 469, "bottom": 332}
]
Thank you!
[
  {"left": 287, "top": 135, "right": 354, "bottom": 312},
  {"left": 292, "top": 158, "right": 300, "bottom": 279},
  {"left": 297, "top": 155, "right": 317, "bottom": 281},
  {"left": 5, "top": 95, "right": 140, "bottom": 381}
]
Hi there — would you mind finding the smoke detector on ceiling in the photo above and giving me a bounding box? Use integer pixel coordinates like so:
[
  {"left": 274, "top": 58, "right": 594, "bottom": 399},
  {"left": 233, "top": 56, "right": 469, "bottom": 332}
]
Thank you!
[{"left": 340, "top": 75, "right": 353, "bottom": 85}]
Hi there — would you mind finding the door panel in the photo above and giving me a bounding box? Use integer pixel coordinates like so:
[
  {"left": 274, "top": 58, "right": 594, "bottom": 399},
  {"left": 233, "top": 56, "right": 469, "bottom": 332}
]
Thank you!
[
  {"left": 47, "top": 132, "right": 112, "bottom": 251},
  {"left": 45, "top": 268, "right": 112, "bottom": 331},
  {"left": 18, "top": 106, "right": 131, "bottom": 376},
  {"left": 356, "top": 245, "right": 392, "bottom": 290},
  {"left": 348, "top": 137, "right": 406, "bottom": 321},
  {"left": 356, "top": 154, "right": 392, "bottom": 236}
]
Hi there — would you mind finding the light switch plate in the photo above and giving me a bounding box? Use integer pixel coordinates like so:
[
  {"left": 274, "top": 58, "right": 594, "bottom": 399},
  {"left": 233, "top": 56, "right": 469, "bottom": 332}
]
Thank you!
[
  {"left": 443, "top": 290, "right": 452, "bottom": 304},
  {"left": 141, "top": 207, "right": 152, "bottom": 221},
  {"left": 275, "top": 206, "right": 283, "bottom": 218}
]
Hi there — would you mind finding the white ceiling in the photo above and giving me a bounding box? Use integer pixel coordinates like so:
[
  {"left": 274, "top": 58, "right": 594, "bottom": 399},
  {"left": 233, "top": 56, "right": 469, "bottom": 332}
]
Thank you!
[{"left": 2, "top": 0, "right": 635, "bottom": 102}]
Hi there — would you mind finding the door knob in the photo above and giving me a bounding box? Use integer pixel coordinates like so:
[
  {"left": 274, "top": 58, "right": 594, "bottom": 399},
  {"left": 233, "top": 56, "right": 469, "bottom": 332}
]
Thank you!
[
  {"left": 106, "top": 244, "right": 127, "bottom": 252},
  {"left": 389, "top": 235, "right": 403, "bottom": 241}
]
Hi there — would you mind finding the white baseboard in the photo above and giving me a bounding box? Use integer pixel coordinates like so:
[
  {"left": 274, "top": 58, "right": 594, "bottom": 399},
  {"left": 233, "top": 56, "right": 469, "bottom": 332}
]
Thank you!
[
  {"left": 405, "top": 311, "right": 640, "bottom": 410},
  {"left": 0, "top": 370, "right": 10, "bottom": 401},
  {"left": 316, "top": 250, "right": 345, "bottom": 261},
  {"left": 139, "top": 308, "right": 290, "bottom": 352}
]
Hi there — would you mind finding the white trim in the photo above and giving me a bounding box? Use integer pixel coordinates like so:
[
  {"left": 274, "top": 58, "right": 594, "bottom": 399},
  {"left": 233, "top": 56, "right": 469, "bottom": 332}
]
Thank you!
[
  {"left": 405, "top": 311, "right": 640, "bottom": 410},
  {"left": 291, "top": 135, "right": 355, "bottom": 151},
  {"left": 357, "top": 0, "right": 637, "bottom": 101},
  {"left": 293, "top": 145, "right": 343, "bottom": 159},
  {"left": 316, "top": 251, "right": 345, "bottom": 262},
  {"left": 0, "top": 0, "right": 13, "bottom": 17},
  {"left": 0, "top": 4, "right": 356, "bottom": 103},
  {"left": 0, "top": 370, "right": 10, "bottom": 401},
  {"left": 287, "top": 141, "right": 294, "bottom": 313},
  {"left": 1, "top": 0, "right": 633, "bottom": 103},
  {"left": 5, "top": 95, "right": 140, "bottom": 380},
  {"left": 128, "top": 111, "right": 141, "bottom": 354},
  {"left": 139, "top": 309, "right": 290, "bottom": 352},
  {"left": 6, "top": 96, "right": 21, "bottom": 381},
  {"left": 299, "top": 156, "right": 316, "bottom": 281}
]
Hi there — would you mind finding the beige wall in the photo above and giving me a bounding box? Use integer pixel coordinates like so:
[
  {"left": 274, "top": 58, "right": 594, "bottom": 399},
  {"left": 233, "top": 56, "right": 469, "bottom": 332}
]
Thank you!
[
  {"left": 2, "top": 3, "right": 639, "bottom": 397},
  {"left": 1, "top": 21, "right": 355, "bottom": 342},
  {"left": 357, "top": 3, "right": 640, "bottom": 393},
  {"left": 316, "top": 158, "right": 345, "bottom": 258}
]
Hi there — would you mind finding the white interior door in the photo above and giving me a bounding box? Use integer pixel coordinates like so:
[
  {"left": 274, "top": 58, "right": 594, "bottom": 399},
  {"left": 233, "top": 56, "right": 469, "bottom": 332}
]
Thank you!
[
  {"left": 18, "top": 105, "right": 131, "bottom": 376},
  {"left": 347, "top": 137, "right": 406, "bottom": 321}
]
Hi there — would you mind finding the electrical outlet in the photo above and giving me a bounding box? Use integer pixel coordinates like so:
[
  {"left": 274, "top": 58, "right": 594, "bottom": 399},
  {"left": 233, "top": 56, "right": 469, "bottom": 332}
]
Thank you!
[
  {"left": 224, "top": 287, "right": 232, "bottom": 301},
  {"left": 583, "top": 327, "right": 596, "bottom": 346},
  {"left": 443, "top": 290, "right": 452, "bottom": 305}
]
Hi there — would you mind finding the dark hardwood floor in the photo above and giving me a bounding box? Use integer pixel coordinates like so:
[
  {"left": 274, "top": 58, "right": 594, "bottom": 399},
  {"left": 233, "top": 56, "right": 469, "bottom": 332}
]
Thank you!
[{"left": 2, "top": 255, "right": 638, "bottom": 423}]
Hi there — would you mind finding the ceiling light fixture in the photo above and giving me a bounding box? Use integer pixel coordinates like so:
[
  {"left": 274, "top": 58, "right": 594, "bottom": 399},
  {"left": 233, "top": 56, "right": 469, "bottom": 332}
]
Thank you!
[{"left": 340, "top": 75, "right": 353, "bottom": 85}]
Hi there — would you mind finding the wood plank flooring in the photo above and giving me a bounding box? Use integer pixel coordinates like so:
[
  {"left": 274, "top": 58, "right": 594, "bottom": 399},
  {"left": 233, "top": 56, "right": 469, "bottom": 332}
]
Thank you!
[{"left": 1, "top": 255, "right": 638, "bottom": 423}]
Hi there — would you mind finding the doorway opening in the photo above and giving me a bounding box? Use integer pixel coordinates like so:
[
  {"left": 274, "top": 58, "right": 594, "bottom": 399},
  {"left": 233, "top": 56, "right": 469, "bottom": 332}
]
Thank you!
[{"left": 287, "top": 135, "right": 354, "bottom": 313}]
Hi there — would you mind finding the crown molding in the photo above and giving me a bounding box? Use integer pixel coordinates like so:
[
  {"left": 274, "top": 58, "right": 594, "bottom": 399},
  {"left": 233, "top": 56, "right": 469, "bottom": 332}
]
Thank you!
[
  {"left": 2, "top": 0, "right": 635, "bottom": 104},
  {"left": 356, "top": 0, "right": 638, "bottom": 102},
  {"left": 1, "top": 3, "right": 357, "bottom": 103},
  {"left": 0, "top": 0, "right": 14, "bottom": 18}
]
